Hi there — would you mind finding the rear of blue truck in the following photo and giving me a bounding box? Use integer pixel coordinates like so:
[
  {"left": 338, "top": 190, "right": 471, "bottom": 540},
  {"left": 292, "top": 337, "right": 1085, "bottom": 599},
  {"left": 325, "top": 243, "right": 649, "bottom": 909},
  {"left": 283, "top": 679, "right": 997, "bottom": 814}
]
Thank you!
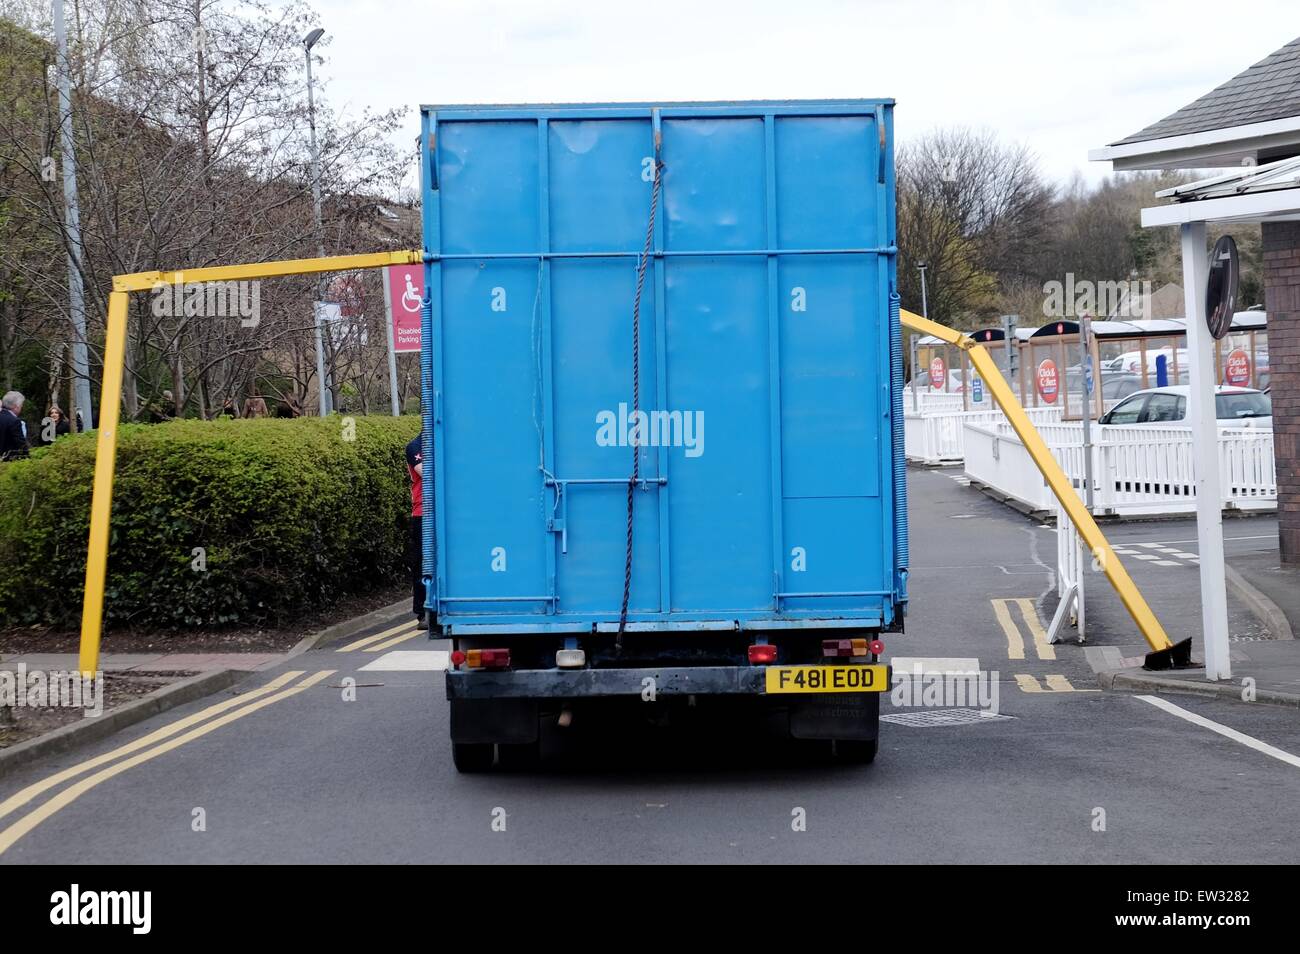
[{"left": 417, "top": 100, "right": 907, "bottom": 771}]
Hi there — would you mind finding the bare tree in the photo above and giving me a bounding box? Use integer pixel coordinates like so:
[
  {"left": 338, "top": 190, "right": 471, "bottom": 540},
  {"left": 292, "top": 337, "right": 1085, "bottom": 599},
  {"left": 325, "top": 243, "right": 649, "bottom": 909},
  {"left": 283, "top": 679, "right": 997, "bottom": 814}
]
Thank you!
[
  {"left": 0, "top": 0, "right": 416, "bottom": 421},
  {"left": 897, "top": 127, "right": 1054, "bottom": 328}
]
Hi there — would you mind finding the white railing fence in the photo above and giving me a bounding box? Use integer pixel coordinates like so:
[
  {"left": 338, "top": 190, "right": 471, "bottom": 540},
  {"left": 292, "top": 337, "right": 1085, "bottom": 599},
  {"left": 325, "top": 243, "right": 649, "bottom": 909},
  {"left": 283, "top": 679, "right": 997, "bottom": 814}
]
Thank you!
[
  {"left": 962, "top": 420, "right": 1276, "bottom": 516},
  {"left": 905, "top": 404, "right": 1062, "bottom": 465}
]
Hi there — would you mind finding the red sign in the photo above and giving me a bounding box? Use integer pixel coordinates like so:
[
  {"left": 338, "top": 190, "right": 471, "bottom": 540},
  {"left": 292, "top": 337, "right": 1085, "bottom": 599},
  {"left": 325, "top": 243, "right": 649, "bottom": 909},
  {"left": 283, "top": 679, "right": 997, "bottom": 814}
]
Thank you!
[
  {"left": 1036, "top": 358, "right": 1059, "bottom": 404},
  {"left": 929, "top": 356, "right": 946, "bottom": 391},
  {"left": 1224, "top": 348, "right": 1251, "bottom": 387},
  {"left": 386, "top": 265, "right": 424, "bottom": 353}
]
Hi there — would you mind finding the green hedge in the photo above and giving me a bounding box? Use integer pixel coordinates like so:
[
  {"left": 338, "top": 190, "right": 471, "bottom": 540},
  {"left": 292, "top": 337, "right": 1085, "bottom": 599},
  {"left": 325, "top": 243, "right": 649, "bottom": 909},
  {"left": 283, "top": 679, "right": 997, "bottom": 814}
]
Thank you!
[{"left": 0, "top": 415, "right": 420, "bottom": 629}]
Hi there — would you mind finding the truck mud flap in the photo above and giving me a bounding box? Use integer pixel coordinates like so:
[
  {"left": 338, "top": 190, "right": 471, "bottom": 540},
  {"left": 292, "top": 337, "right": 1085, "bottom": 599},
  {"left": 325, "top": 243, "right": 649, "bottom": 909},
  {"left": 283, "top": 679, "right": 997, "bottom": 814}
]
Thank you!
[
  {"left": 788, "top": 693, "right": 880, "bottom": 741},
  {"left": 450, "top": 699, "right": 539, "bottom": 745}
]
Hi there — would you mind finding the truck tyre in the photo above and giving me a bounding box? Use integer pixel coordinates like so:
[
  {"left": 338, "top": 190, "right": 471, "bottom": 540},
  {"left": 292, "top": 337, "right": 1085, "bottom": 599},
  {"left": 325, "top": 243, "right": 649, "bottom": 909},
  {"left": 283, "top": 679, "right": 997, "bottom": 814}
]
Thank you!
[
  {"left": 497, "top": 739, "right": 541, "bottom": 770},
  {"left": 832, "top": 739, "right": 878, "bottom": 764},
  {"left": 452, "top": 742, "right": 495, "bottom": 773}
]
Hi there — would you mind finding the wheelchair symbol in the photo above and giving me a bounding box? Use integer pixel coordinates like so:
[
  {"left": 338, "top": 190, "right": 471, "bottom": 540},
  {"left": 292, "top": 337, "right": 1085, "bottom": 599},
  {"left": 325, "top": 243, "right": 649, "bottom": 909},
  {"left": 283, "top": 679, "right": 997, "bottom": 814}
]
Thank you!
[{"left": 401, "top": 272, "right": 421, "bottom": 313}]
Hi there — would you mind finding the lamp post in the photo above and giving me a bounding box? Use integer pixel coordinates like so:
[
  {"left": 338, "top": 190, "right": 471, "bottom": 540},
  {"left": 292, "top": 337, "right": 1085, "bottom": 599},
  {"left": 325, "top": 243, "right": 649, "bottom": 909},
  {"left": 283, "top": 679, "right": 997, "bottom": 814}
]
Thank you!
[
  {"left": 911, "top": 262, "right": 928, "bottom": 410},
  {"left": 304, "top": 27, "right": 330, "bottom": 416},
  {"left": 54, "top": 0, "right": 94, "bottom": 429}
]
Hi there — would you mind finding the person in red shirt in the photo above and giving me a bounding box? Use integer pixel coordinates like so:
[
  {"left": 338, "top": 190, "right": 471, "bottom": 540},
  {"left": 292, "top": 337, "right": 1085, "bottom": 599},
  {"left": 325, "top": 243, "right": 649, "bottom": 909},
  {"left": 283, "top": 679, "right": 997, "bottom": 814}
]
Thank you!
[{"left": 406, "top": 432, "right": 427, "bottom": 626}]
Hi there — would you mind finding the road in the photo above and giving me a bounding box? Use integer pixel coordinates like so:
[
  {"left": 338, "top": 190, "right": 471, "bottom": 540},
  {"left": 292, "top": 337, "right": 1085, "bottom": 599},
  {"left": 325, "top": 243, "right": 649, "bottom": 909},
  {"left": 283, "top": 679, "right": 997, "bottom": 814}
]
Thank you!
[{"left": 2, "top": 466, "right": 1297, "bottom": 863}]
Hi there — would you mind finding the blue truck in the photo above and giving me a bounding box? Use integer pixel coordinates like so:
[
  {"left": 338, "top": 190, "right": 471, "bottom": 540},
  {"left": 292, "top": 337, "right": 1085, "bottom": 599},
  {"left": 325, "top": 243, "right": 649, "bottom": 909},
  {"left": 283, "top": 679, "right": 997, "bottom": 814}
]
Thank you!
[{"left": 417, "top": 100, "right": 907, "bottom": 771}]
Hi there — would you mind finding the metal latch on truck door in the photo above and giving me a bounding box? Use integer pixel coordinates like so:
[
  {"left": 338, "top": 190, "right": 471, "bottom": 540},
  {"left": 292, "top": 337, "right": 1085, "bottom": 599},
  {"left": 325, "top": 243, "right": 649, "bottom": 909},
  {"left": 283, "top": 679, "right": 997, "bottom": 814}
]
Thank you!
[{"left": 543, "top": 474, "right": 667, "bottom": 554}]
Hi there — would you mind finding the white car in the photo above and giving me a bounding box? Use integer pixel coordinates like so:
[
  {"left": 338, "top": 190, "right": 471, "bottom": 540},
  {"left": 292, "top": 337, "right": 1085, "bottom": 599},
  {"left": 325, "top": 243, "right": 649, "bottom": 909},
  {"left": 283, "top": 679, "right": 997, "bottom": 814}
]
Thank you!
[
  {"left": 1104, "top": 348, "right": 1188, "bottom": 375},
  {"left": 1097, "top": 385, "right": 1272, "bottom": 428}
]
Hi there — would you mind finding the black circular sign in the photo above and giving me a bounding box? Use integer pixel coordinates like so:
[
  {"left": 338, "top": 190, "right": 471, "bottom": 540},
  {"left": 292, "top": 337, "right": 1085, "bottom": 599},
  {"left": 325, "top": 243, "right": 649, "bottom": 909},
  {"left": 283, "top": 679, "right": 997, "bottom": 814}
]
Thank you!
[{"left": 1205, "top": 235, "right": 1239, "bottom": 340}]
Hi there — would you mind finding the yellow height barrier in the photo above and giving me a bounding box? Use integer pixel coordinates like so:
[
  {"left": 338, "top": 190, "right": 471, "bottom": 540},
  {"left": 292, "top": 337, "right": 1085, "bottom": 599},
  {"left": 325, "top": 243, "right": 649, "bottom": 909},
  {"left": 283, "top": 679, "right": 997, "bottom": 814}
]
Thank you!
[
  {"left": 78, "top": 250, "right": 423, "bottom": 676},
  {"left": 900, "top": 309, "right": 1174, "bottom": 654}
]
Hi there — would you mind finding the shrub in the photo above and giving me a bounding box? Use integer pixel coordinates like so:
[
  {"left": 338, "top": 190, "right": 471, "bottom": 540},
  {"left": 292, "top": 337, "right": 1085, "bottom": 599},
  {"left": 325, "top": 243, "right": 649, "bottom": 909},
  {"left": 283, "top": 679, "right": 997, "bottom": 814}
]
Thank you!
[{"left": 0, "top": 415, "right": 420, "bottom": 629}]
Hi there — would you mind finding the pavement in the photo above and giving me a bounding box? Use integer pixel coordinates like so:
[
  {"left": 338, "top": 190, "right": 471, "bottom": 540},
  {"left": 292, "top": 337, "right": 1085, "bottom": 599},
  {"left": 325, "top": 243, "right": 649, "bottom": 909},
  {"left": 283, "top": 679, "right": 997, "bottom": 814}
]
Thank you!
[
  {"left": 0, "top": 653, "right": 284, "bottom": 674},
  {"left": 1, "top": 464, "right": 1298, "bottom": 863}
]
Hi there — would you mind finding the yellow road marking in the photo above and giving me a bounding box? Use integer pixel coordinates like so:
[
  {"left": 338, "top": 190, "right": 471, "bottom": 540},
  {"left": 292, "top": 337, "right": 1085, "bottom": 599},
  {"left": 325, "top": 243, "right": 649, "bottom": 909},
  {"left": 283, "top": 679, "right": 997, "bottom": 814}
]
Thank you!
[
  {"left": 336, "top": 620, "right": 417, "bottom": 652},
  {"left": 1016, "top": 673, "right": 1100, "bottom": 693},
  {"left": 366, "top": 628, "right": 425, "bottom": 652},
  {"left": 1015, "top": 598, "right": 1056, "bottom": 661},
  {"left": 0, "top": 670, "right": 304, "bottom": 826},
  {"left": 0, "top": 670, "right": 335, "bottom": 857},
  {"left": 991, "top": 600, "right": 1026, "bottom": 660},
  {"left": 1015, "top": 674, "right": 1044, "bottom": 693},
  {"left": 1045, "top": 674, "right": 1099, "bottom": 693}
]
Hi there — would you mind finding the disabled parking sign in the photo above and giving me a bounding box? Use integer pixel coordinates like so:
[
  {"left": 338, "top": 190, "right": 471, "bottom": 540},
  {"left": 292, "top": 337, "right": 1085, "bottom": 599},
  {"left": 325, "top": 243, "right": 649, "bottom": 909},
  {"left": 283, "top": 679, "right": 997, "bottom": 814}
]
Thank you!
[{"left": 385, "top": 265, "right": 424, "bottom": 353}]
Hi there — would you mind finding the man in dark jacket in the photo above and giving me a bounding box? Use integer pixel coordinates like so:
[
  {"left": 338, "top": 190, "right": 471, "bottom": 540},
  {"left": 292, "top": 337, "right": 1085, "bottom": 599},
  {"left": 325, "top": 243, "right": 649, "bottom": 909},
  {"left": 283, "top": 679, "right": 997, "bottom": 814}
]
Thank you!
[{"left": 0, "top": 391, "right": 30, "bottom": 461}]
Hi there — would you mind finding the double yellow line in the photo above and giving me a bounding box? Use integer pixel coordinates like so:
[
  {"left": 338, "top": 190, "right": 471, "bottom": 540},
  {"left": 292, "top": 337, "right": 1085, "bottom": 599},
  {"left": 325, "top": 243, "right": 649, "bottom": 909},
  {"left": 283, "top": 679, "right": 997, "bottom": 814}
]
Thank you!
[
  {"left": 991, "top": 598, "right": 1055, "bottom": 661},
  {"left": 0, "top": 668, "right": 334, "bottom": 856},
  {"left": 991, "top": 599, "right": 1097, "bottom": 694},
  {"left": 335, "top": 619, "right": 424, "bottom": 653}
]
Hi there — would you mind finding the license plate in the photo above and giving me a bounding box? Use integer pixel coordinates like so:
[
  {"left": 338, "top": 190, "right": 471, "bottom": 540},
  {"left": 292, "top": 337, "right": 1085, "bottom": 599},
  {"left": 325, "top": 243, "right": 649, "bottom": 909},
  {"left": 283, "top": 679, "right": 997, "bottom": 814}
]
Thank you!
[{"left": 765, "top": 664, "right": 888, "bottom": 694}]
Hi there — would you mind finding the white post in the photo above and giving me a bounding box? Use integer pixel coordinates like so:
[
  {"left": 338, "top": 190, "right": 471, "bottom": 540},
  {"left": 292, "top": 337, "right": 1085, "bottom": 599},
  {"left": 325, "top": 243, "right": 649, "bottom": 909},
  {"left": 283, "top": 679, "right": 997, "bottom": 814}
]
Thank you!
[
  {"left": 1181, "top": 221, "right": 1231, "bottom": 680},
  {"left": 381, "top": 267, "right": 401, "bottom": 416}
]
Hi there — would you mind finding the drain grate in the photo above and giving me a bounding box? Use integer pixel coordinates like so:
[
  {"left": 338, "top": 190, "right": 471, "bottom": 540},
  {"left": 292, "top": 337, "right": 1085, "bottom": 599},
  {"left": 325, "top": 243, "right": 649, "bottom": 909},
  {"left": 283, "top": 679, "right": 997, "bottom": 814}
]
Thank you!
[{"left": 881, "top": 708, "right": 1015, "bottom": 728}]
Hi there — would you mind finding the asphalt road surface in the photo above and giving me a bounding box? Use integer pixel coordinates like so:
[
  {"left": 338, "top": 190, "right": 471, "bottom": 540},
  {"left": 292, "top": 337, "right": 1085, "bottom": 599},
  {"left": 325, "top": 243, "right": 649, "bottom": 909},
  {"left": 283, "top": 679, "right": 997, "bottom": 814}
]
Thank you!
[{"left": 3, "top": 466, "right": 1297, "bottom": 863}]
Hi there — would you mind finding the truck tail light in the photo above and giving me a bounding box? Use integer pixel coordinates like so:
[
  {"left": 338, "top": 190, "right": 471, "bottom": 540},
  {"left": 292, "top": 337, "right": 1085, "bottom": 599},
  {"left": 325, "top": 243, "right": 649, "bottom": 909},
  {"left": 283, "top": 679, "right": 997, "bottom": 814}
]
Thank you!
[
  {"left": 450, "top": 650, "right": 466, "bottom": 668},
  {"left": 466, "top": 648, "right": 511, "bottom": 670},
  {"left": 822, "top": 638, "right": 870, "bottom": 658},
  {"left": 748, "top": 643, "right": 778, "bottom": 664},
  {"left": 868, "top": 638, "right": 885, "bottom": 656}
]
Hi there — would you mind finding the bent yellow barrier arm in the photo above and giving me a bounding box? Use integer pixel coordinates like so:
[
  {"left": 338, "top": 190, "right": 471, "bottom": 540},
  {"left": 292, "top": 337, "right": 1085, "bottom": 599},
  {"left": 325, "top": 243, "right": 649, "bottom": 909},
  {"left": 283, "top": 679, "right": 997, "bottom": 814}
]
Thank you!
[
  {"left": 899, "top": 309, "right": 1173, "bottom": 654},
  {"left": 79, "top": 250, "right": 424, "bottom": 677}
]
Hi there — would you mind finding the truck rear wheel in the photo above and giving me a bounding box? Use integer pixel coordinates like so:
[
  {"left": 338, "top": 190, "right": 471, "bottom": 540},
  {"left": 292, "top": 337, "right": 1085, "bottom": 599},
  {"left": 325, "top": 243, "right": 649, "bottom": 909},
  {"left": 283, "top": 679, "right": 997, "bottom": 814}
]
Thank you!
[
  {"left": 831, "top": 739, "right": 877, "bottom": 764},
  {"left": 452, "top": 742, "right": 495, "bottom": 773}
]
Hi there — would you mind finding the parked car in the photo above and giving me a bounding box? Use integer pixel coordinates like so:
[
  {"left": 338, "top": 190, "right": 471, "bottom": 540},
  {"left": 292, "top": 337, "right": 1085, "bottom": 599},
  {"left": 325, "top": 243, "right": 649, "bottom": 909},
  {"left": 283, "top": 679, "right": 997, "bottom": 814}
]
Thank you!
[
  {"left": 1097, "top": 385, "right": 1272, "bottom": 428},
  {"left": 1104, "top": 348, "right": 1187, "bottom": 375}
]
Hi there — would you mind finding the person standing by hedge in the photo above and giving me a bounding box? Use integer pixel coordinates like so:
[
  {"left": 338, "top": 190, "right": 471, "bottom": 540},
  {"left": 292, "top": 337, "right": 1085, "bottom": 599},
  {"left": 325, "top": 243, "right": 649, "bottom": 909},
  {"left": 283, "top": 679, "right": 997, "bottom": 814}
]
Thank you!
[
  {"left": 43, "top": 406, "right": 72, "bottom": 444},
  {"left": 406, "top": 430, "right": 427, "bottom": 627},
  {"left": 0, "top": 391, "right": 30, "bottom": 461}
]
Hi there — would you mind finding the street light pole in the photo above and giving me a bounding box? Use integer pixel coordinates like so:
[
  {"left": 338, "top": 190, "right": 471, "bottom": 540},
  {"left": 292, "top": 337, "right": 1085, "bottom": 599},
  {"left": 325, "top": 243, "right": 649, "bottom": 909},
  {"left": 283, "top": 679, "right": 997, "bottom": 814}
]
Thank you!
[
  {"left": 304, "top": 28, "right": 330, "bottom": 416},
  {"left": 912, "top": 262, "right": 927, "bottom": 411},
  {"left": 54, "top": 0, "right": 94, "bottom": 430}
]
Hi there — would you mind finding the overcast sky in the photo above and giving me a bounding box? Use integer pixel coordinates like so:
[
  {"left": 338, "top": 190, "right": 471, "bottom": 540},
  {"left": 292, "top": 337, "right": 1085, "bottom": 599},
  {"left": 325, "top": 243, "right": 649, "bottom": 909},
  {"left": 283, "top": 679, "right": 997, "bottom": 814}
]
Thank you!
[{"left": 310, "top": 0, "right": 1298, "bottom": 188}]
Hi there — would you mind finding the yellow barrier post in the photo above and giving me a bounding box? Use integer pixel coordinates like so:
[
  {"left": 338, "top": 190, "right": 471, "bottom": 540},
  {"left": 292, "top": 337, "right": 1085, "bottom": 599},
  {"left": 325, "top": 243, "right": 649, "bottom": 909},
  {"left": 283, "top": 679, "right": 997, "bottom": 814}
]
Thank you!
[
  {"left": 899, "top": 309, "right": 1180, "bottom": 659},
  {"left": 77, "top": 250, "right": 423, "bottom": 676},
  {"left": 78, "top": 290, "right": 129, "bottom": 676}
]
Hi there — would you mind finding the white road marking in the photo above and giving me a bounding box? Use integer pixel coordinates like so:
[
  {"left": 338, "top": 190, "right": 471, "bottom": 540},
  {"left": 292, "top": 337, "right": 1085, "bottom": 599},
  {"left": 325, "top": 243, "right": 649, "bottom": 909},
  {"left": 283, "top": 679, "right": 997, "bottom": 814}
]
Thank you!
[
  {"left": 1152, "top": 560, "right": 1181, "bottom": 566},
  {"left": 1143, "top": 534, "right": 1274, "bottom": 546},
  {"left": 891, "top": 657, "right": 981, "bottom": 675},
  {"left": 1134, "top": 554, "right": 1160, "bottom": 560},
  {"left": 359, "top": 651, "right": 449, "bottom": 672},
  {"left": 1138, "top": 695, "right": 1300, "bottom": 770}
]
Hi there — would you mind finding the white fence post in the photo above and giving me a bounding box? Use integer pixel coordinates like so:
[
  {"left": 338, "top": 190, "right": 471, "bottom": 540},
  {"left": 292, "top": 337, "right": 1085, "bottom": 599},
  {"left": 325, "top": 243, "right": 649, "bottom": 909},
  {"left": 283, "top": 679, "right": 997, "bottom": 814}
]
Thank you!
[{"left": 1049, "top": 496, "right": 1085, "bottom": 644}]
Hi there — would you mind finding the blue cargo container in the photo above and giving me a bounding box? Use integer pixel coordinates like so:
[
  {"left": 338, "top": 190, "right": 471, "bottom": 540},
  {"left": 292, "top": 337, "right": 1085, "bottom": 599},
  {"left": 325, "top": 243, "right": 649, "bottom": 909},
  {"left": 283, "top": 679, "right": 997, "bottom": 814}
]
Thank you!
[{"left": 418, "top": 100, "right": 906, "bottom": 770}]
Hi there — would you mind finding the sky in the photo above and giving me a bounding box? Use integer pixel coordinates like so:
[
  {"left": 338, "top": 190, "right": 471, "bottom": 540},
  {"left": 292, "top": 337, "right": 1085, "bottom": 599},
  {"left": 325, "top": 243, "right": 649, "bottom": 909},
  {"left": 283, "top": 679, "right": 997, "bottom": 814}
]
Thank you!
[{"left": 309, "top": 0, "right": 1300, "bottom": 188}]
